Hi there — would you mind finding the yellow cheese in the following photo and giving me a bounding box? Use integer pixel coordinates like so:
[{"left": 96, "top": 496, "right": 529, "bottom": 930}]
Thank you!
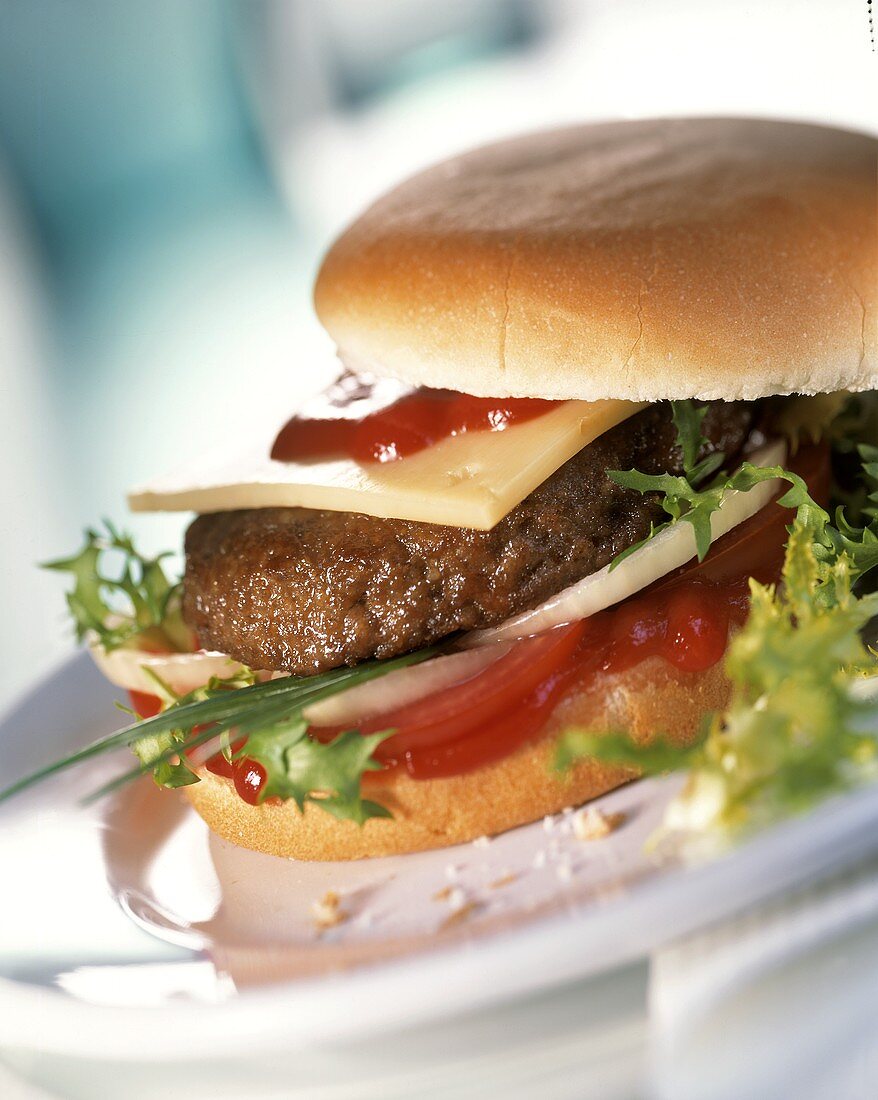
[{"left": 128, "top": 399, "right": 645, "bottom": 529}]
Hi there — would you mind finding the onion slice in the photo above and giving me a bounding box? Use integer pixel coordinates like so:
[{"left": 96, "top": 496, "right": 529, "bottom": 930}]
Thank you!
[
  {"left": 89, "top": 643, "right": 250, "bottom": 697},
  {"left": 89, "top": 632, "right": 509, "bottom": 728},
  {"left": 302, "top": 645, "right": 509, "bottom": 727},
  {"left": 464, "top": 439, "right": 788, "bottom": 649}
]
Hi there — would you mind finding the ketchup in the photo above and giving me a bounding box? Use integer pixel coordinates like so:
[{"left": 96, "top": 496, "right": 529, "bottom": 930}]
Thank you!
[
  {"left": 271, "top": 378, "right": 561, "bottom": 464},
  {"left": 129, "top": 690, "right": 163, "bottom": 720}
]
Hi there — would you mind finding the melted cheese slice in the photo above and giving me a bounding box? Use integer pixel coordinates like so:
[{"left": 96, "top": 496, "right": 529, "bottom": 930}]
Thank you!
[{"left": 128, "top": 399, "right": 645, "bottom": 529}]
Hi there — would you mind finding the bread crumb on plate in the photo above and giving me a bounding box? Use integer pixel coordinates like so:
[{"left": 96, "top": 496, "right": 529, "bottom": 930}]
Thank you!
[
  {"left": 573, "top": 806, "right": 626, "bottom": 841},
  {"left": 311, "top": 890, "right": 347, "bottom": 929}
]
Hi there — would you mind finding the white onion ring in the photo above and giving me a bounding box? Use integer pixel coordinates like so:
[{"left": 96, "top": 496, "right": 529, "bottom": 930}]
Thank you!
[
  {"left": 464, "top": 440, "right": 788, "bottom": 648},
  {"left": 89, "top": 631, "right": 509, "bottom": 726},
  {"left": 88, "top": 643, "right": 250, "bottom": 697},
  {"left": 302, "top": 645, "right": 509, "bottom": 726}
]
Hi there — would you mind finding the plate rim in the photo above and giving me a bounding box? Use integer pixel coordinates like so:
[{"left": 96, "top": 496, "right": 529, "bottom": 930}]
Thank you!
[{"left": 3, "top": 653, "right": 878, "bottom": 1059}]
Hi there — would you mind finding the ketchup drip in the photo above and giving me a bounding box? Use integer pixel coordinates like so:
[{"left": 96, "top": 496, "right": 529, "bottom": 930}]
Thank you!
[{"left": 271, "top": 383, "right": 562, "bottom": 465}]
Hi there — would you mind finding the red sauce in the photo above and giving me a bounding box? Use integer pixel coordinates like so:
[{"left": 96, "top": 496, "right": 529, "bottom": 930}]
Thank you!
[
  {"left": 271, "top": 381, "right": 562, "bottom": 464},
  {"left": 232, "top": 758, "right": 268, "bottom": 804},
  {"left": 129, "top": 690, "right": 163, "bottom": 720},
  {"left": 353, "top": 577, "right": 749, "bottom": 781},
  {"left": 131, "top": 442, "right": 829, "bottom": 803},
  {"left": 201, "top": 737, "right": 246, "bottom": 779},
  {"left": 125, "top": 691, "right": 244, "bottom": 778}
]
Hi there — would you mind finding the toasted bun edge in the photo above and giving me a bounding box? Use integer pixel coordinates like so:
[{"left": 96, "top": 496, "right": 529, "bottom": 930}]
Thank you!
[{"left": 182, "top": 654, "right": 730, "bottom": 860}]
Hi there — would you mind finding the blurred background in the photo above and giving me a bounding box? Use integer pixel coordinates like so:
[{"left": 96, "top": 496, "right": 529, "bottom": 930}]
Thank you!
[{"left": 0, "top": 0, "right": 875, "bottom": 700}]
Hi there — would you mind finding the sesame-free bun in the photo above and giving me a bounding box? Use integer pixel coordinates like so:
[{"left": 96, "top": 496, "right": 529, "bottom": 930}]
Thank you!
[
  {"left": 315, "top": 118, "right": 877, "bottom": 403},
  {"left": 182, "top": 653, "right": 730, "bottom": 861}
]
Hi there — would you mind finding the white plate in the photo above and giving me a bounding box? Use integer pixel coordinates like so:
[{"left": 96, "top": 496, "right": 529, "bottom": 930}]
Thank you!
[{"left": 2, "top": 652, "right": 878, "bottom": 1062}]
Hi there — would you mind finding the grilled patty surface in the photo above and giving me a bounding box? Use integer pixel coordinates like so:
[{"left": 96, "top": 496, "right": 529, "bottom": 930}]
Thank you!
[{"left": 183, "top": 401, "right": 761, "bottom": 674}]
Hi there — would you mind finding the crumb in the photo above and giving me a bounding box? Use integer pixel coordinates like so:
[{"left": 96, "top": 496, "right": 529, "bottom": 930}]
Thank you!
[
  {"left": 446, "top": 886, "right": 467, "bottom": 911},
  {"left": 440, "top": 900, "right": 481, "bottom": 929},
  {"left": 473, "top": 835, "right": 491, "bottom": 848},
  {"left": 432, "top": 885, "right": 453, "bottom": 902},
  {"left": 444, "top": 863, "right": 460, "bottom": 881},
  {"left": 532, "top": 850, "right": 547, "bottom": 869},
  {"left": 573, "top": 806, "right": 627, "bottom": 841},
  {"left": 490, "top": 872, "right": 518, "bottom": 890},
  {"left": 311, "top": 890, "right": 347, "bottom": 930},
  {"left": 542, "top": 814, "right": 556, "bottom": 833}
]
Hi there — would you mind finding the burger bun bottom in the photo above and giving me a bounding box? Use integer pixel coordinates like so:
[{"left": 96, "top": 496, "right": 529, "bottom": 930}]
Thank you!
[{"left": 182, "top": 653, "right": 729, "bottom": 861}]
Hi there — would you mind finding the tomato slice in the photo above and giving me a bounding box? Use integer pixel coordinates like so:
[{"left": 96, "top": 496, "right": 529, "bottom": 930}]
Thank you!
[
  {"left": 311, "top": 622, "right": 587, "bottom": 766},
  {"left": 404, "top": 657, "right": 584, "bottom": 778}
]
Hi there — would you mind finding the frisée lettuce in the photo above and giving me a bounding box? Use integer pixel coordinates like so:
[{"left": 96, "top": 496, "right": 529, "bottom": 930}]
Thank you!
[{"left": 559, "top": 423, "right": 878, "bottom": 854}]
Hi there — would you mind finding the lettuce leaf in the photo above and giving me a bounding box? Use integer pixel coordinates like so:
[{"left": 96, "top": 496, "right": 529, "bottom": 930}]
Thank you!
[
  {"left": 43, "top": 521, "right": 189, "bottom": 653},
  {"left": 236, "top": 721, "right": 393, "bottom": 824},
  {"left": 558, "top": 414, "right": 878, "bottom": 853},
  {"left": 1, "top": 648, "right": 435, "bottom": 825}
]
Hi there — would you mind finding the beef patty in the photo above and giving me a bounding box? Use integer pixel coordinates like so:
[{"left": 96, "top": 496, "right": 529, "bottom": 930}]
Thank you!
[{"left": 183, "top": 401, "right": 760, "bottom": 674}]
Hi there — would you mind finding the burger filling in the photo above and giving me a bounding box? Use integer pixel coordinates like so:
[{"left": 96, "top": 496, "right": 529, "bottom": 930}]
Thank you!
[
  {"left": 182, "top": 399, "right": 766, "bottom": 675},
  {"left": 27, "top": 386, "right": 875, "bottom": 834}
]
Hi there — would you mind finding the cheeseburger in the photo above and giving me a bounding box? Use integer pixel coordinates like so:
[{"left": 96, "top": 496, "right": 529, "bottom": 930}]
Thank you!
[{"left": 17, "top": 118, "right": 878, "bottom": 859}]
